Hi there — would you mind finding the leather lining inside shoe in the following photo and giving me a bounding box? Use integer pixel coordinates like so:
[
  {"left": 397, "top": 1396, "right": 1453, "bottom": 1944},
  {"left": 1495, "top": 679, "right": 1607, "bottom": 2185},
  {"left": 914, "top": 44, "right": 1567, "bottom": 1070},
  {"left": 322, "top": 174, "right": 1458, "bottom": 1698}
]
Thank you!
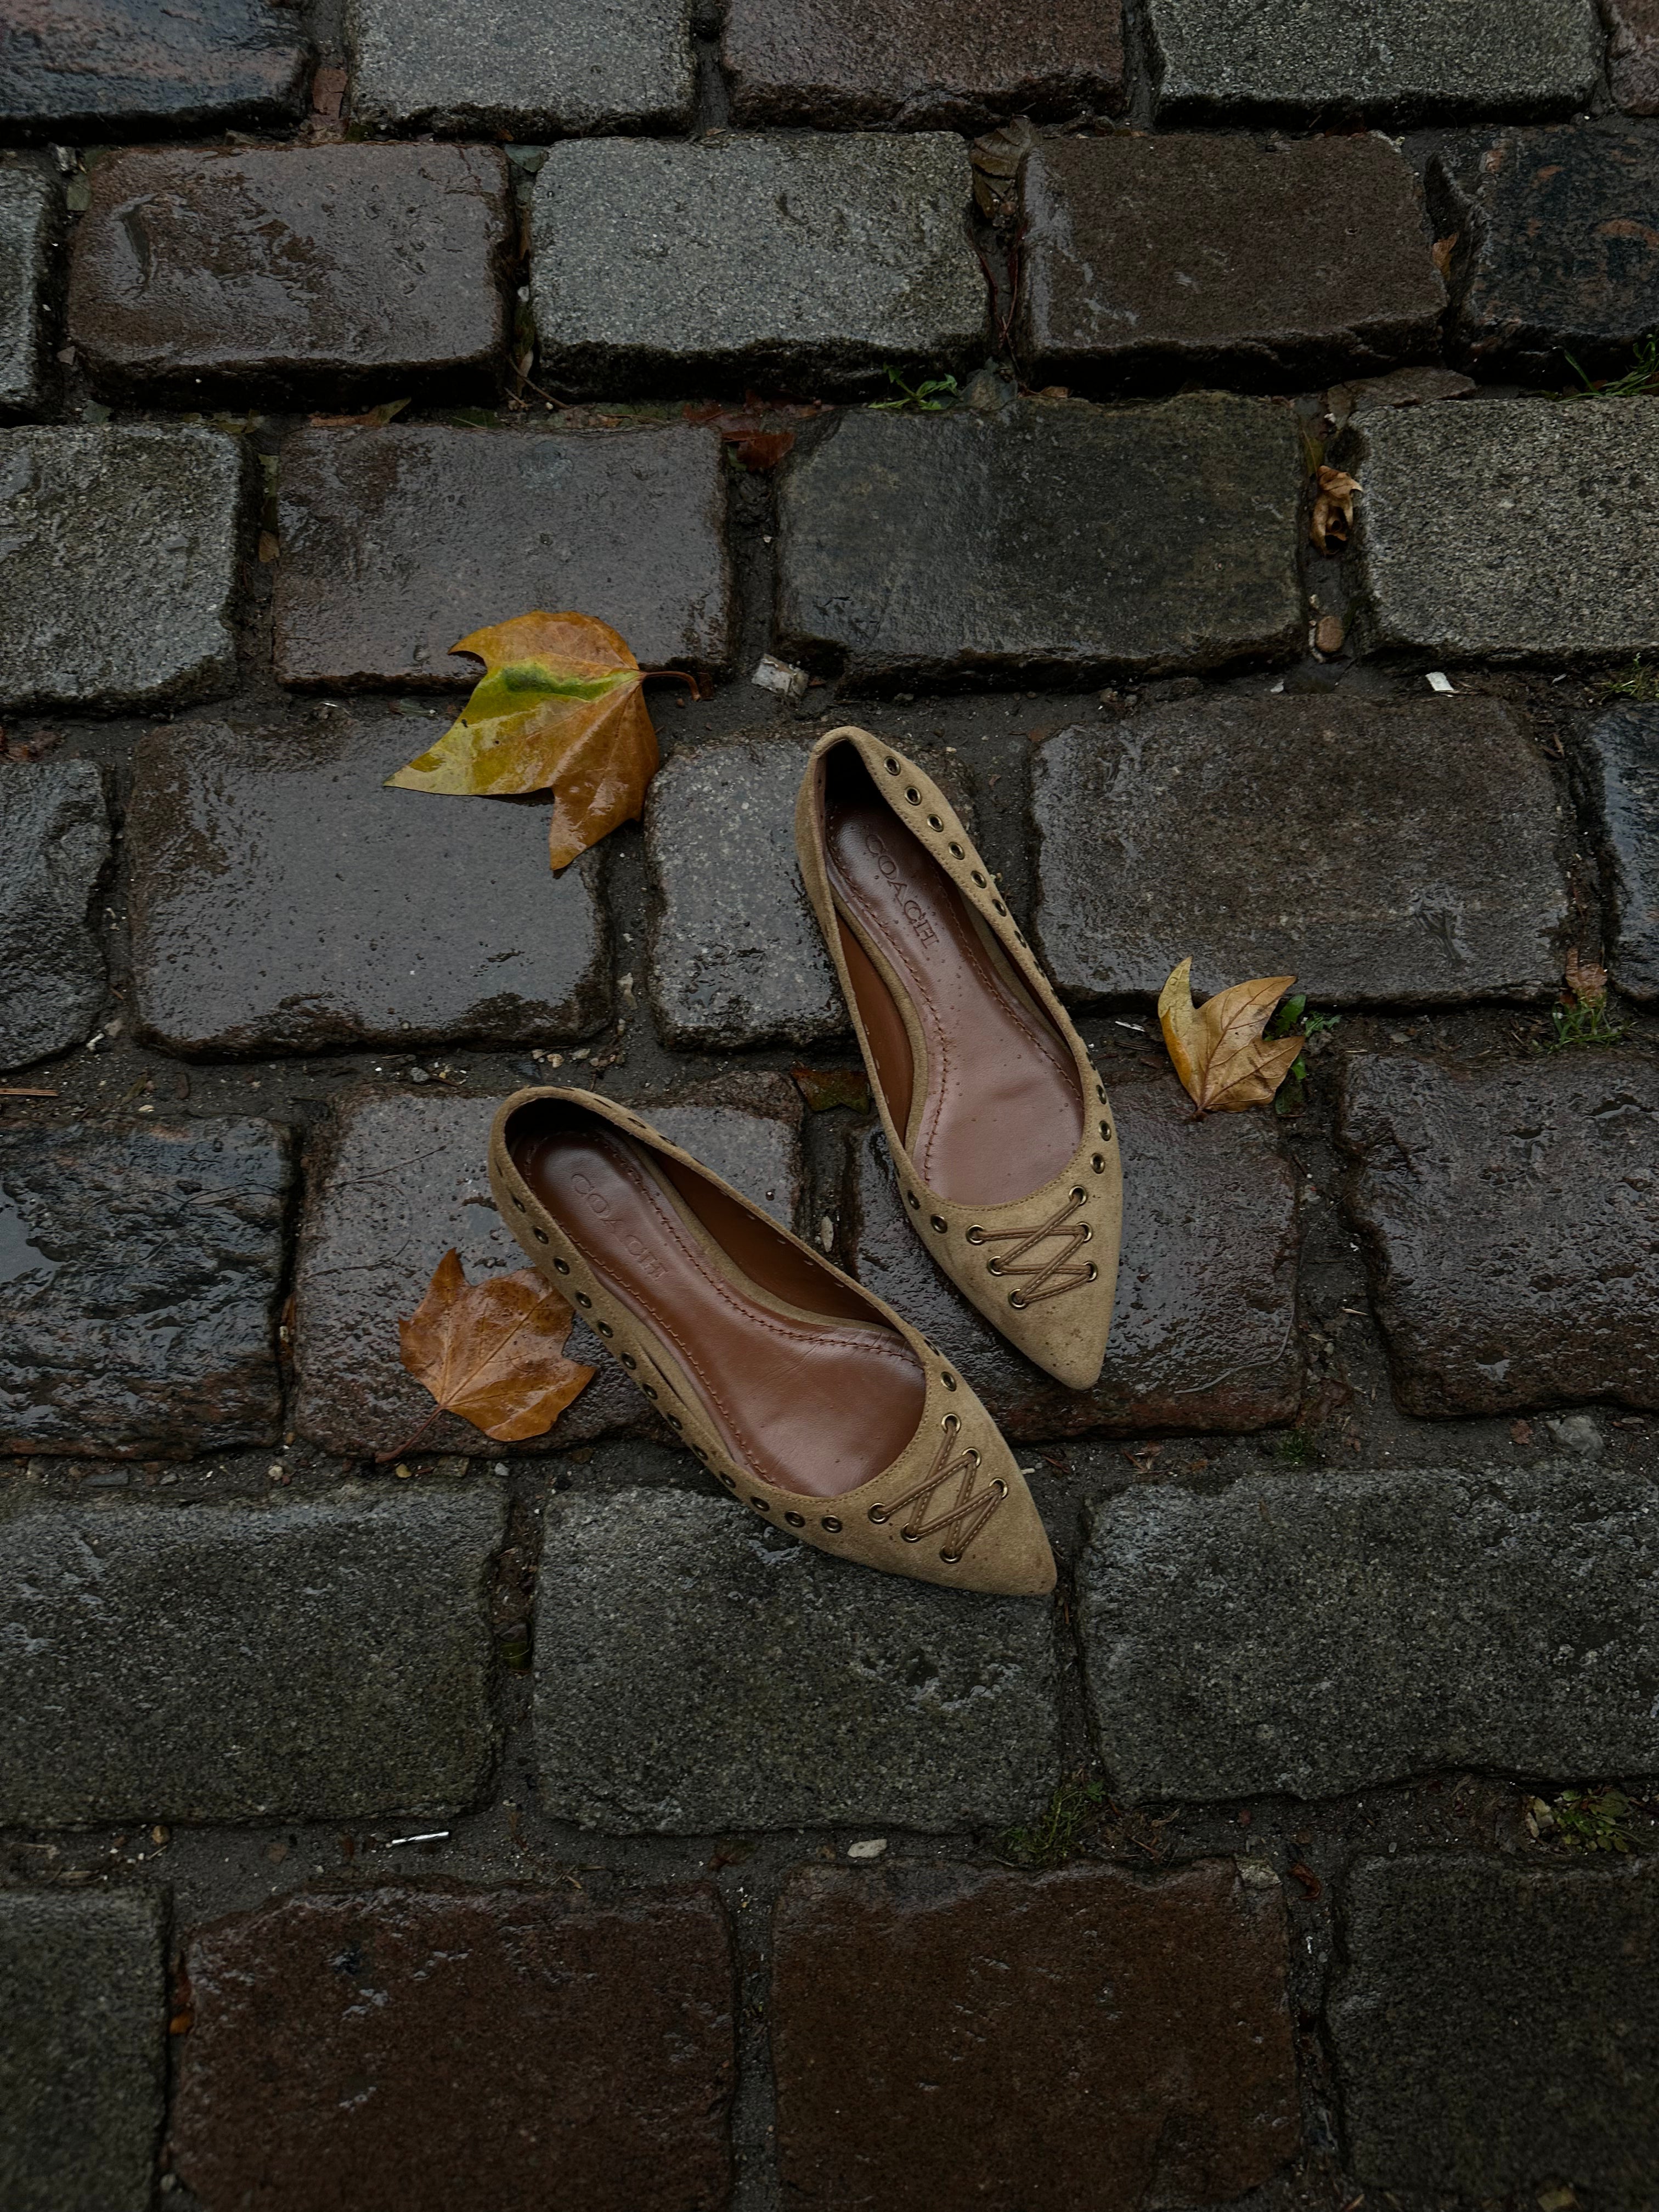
[
  {"left": 821, "top": 747, "right": 1084, "bottom": 1207},
  {"left": 509, "top": 1103, "right": 925, "bottom": 1498}
]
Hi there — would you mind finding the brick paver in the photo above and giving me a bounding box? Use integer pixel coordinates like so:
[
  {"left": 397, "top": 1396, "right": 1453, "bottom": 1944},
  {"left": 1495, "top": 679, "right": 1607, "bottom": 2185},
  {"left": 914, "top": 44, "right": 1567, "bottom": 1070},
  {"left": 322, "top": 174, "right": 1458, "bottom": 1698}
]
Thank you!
[
  {"left": 0, "top": 162, "right": 54, "bottom": 413},
  {"left": 1607, "top": 0, "right": 1659, "bottom": 109},
  {"left": 1330, "top": 1855, "right": 1659, "bottom": 2196},
  {"left": 773, "top": 1859, "right": 1298, "bottom": 2211},
  {"left": 69, "top": 145, "right": 511, "bottom": 400},
  {"left": 0, "top": 1889, "right": 165, "bottom": 2212},
  {"left": 1586, "top": 706, "right": 1659, "bottom": 1001},
  {"left": 1145, "top": 0, "right": 1602, "bottom": 122},
  {"left": 1019, "top": 133, "right": 1443, "bottom": 390},
  {"left": 1081, "top": 1465, "right": 1659, "bottom": 1803},
  {"left": 779, "top": 393, "right": 1302, "bottom": 683},
  {"left": 531, "top": 134, "right": 985, "bottom": 393},
  {"left": 724, "top": 0, "right": 1125, "bottom": 128},
  {"left": 0, "top": 425, "right": 245, "bottom": 712},
  {"left": 1338, "top": 1052, "right": 1659, "bottom": 1416},
  {"left": 127, "top": 714, "right": 610, "bottom": 1054},
  {"left": 172, "top": 1884, "right": 734, "bottom": 2212},
  {"left": 290, "top": 1082, "right": 803, "bottom": 1457},
  {"left": 1439, "top": 122, "right": 1659, "bottom": 379},
  {"left": 1345, "top": 397, "right": 1659, "bottom": 662},
  {"left": 1031, "top": 698, "right": 1569, "bottom": 1006},
  {"left": 0, "top": 758, "right": 108, "bottom": 1073},
  {"left": 347, "top": 0, "right": 695, "bottom": 137},
  {"left": 273, "top": 424, "right": 732, "bottom": 688},
  {"left": 0, "top": 1483, "right": 505, "bottom": 1823},
  {"left": 0, "top": 1117, "right": 291, "bottom": 1458},
  {"left": 533, "top": 1488, "right": 1060, "bottom": 1832},
  {"left": 0, "top": 0, "right": 311, "bottom": 137},
  {"left": 844, "top": 1084, "right": 1303, "bottom": 1437}
]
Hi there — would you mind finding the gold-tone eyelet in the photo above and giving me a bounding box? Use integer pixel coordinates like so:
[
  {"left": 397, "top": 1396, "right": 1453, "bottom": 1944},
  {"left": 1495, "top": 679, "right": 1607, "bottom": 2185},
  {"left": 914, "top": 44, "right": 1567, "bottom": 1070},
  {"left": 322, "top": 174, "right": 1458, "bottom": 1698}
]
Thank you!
[
  {"left": 553, "top": 1255, "right": 571, "bottom": 1273},
  {"left": 986, "top": 1258, "right": 1003, "bottom": 1276},
  {"left": 972, "top": 870, "right": 986, "bottom": 885},
  {"left": 1096, "top": 1084, "right": 1107, "bottom": 1102},
  {"left": 942, "top": 1413, "right": 961, "bottom": 1433},
  {"left": 751, "top": 1496, "right": 768, "bottom": 1510},
  {"left": 642, "top": 1385, "right": 658, "bottom": 1400},
  {"left": 720, "top": 1471, "right": 736, "bottom": 1488},
  {"left": 785, "top": 1511, "right": 805, "bottom": 1527},
  {"left": 901, "top": 1528, "right": 921, "bottom": 1543},
  {"left": 992, "top": 899, "right": 1006, "bottom": 915},
  {"left": 1070, "top": 1186, "right": 1086, "bottom": 1203},
  {"left": 905, "top": 785, "right": 921, "bottom": 803},
  {"left": 929, "top": 1214, "right": 947, "bottom": 1233},
  {"left": 949, "top": 841, "right": 964, "bottom": 857},
  {"left": 1079, "top": 1223, "right": 1092, "bottom": 1242},
  {"left": 511, "top": 1195, "right": 526, "bottom": 1211},
  {"left": 1091, "top": 1154, "right": 1107, "bottom": 1172},
  {"left": 821, "top": 1515, "right": 843, "bottom": 1532},
  {"left": 669, "top": 1415, "right": 684, "bottom": 1431},
  {"left": 574, "top": 1290, "right": 592, "bottom": 1308},
  {"left": 595, "top": 1319, "right": 613, "bottom": 1337},
  {"left": 927, "top": 814, "right": 944, "bottom": 830},
  {"left": 1009, "top": 1291, "right": 1028, "bottom": 1310},
  {"left": 992, "top": 1479, "right": 1008, "bottom": 1498},
  {"left": 942, "top": 1372, "right": 957, "bottom": 1390},
  {"left": 1100, "top": 1121, "right": 1112, "bottom": 1139},
  {"left": 867, "top": 1505, "right": 890, "bottom": 1525},
  {"left": 1014, "top": 931, "right": 1026, "bottom": 947},
  {"left": 533, "top": 1228, "right": 549, "bottom": 1243},
  {"left": 940, "top": 1549, "right": 962, "bottom": 1565},
  {"left": 621, "top": 1352, "right": 637, "bottom": 1370},
  {"left": 906, "top": 1191, "right": 919, "bottom": 1210},
  {"left": 884, "top": 757, "right": 899, "bottom": 774},
  {"left": 967, "top": 1449, "right": 980, "bottom": 1469},
  {"left": 965, "top": 1226, "right": 984, "bottom": 1244},
  {"left": 1086, "top": 1262, "right": 1099, "bottom": 1281}
]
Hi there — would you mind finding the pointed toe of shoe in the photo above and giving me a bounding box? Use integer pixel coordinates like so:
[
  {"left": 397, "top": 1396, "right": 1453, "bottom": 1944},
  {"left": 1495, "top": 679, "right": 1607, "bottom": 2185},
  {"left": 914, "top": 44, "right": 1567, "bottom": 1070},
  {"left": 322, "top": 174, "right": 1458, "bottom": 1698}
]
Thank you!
[
  {"left": 991, "top": 1284, "right": 1114, "bottom": 1395},
  {"left": 955, "top": 1466, "right": 1057, "bottom": 1598}
]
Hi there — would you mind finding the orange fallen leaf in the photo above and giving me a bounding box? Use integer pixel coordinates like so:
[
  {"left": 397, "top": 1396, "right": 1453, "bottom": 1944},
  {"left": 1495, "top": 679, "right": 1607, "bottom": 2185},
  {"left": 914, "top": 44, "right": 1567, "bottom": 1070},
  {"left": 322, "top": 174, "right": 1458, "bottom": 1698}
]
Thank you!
[
  {"left": 394, "top": 1248, "right": 595, "bottom": 1447},
  {"left": 1158, "top": 958, "right": 1302, "bottom": 1114},
  {"left": 387, "top": 610, "right": 672, "bottom": 872},
  {"left": 308, "top": 397, "right": 410, "bottom": 428},
  {"left": 1564, "top": 949, "right": 1608, "bottom": 1004},
  {"left": 1311, "top": 465, "right": 1361, "bottom": 555}
]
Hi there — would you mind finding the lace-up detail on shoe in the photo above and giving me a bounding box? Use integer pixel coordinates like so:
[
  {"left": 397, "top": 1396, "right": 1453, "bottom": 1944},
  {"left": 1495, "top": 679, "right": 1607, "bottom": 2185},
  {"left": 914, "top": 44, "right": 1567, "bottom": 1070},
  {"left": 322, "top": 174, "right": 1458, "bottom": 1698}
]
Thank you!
[
  {"left": 970, "top": 1187, "right": 1097, "bottom": 1308},
  {"left": 866, "top": 1416, "right": 1009, "bottom": 1564}
]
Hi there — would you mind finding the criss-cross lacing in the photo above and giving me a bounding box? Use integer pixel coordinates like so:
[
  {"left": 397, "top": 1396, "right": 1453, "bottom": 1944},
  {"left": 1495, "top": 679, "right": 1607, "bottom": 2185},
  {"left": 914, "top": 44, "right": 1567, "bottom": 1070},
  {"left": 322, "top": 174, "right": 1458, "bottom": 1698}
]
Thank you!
[
  {"left": 967, "top": 1186, "right": 1097, "bottom": 1308},
  {"left": 867, "top": 1416, "right": 1008, "bottom": 1564}
]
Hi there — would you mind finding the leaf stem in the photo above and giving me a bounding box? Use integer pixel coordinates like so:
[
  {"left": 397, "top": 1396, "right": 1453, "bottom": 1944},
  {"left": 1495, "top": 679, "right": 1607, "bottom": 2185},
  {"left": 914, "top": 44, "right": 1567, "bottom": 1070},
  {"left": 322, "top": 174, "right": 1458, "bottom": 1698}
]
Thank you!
[{"left": 373, "top": 1400, "right": 446, "bottom": 1466}]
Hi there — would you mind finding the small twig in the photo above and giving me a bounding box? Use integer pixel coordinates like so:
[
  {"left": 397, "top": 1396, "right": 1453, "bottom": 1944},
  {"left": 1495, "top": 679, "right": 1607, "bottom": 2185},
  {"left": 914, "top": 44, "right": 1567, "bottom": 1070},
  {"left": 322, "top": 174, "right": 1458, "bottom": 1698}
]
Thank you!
[
  {"left": 0, "top": 1087, "right": 58, "bottom": 1097},
  {"left": 373, "top": 1400, "right": 445, "bottom": 1465}
]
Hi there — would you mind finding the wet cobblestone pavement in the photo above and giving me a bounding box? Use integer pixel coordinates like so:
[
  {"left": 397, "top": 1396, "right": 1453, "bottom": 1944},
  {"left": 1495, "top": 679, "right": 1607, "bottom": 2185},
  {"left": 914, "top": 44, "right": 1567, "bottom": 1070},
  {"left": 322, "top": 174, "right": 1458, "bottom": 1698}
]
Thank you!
[{"left": 3, "top": 2, "right": 1659, "bottom": 2207}]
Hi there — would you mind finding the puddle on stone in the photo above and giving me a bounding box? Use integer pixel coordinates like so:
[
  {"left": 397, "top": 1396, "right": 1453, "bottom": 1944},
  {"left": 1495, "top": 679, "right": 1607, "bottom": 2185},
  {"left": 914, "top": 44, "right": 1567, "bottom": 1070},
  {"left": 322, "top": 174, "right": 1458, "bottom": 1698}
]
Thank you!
[{"left": 0, "top": 1193, "right": 57, "bottom": 1285}]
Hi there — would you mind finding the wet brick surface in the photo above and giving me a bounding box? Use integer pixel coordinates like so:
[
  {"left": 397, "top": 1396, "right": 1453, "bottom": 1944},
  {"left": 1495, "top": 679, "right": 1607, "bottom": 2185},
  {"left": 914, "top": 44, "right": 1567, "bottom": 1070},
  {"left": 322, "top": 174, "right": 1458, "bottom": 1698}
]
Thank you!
[
  {"left": 1337, "top": 1051, "right": 1659, "bottom": 1416},
  {"left": 1585, "top": 705, "right": 1659, "bottom": 1001},
  {"left": 0, "top": 161, "right": 55, "bottom": 413},
  {"left": 1438, "top": 121, "right": 1659, "bottom": 379},
  {"left": 1607, "top": 0, "right": 1659, "bottom": 110},
  {"left": 1080, "top": 1464, "right": 1659, "bottom": 1802},
  {"left": 0, "top": 758, "right": 108, "bottom": 1073},
  {"left": 1018, "top": 133, "right": 1443, "bottom": 390},
  {"left": 1330, "top": 1855, "right": 1659, "bottom": 2197},
  {"left": 0, "top": 1116, "right": 291, "bottom": 1457},
  {"left": 69, "top": 144, "right": 512, "bottom": 402},
  {"left": 0, "top": 424, "right": 245, "bottom": 713},
  {"left": 533, "top": 1487, "right": 1060, "bottom": 1832},
  {"left": 1344, "top": 396, "right": 1659, "bottom": 662},
  {"left": 346, "top": 0, "right": 695, "bottom": 137},
  {"left": 531, "top": 133, "right": 986, "bottom": 394},
  {"left": 0, "top": 0, "right": 311, "bottom": 138},
  {"left": 772, "top": 1859, "right": 1298, "bottom": 2212},
  {"left": 724, "top": 0, "right": 1125, "bottom": 129},
  {"left": 0, "top": 1888, "right": 165, "bottom": 2212},
  {"left": 290, "top": 1082, "right": 803, "bottom": 1457},
  {"left": 1030, "top": 698, "right": 1569, "bottom": 1006},
  {"left": 273, "top": 423, "right": 732, "bottom": 687},
  {"left": 843, "top": 1086, "right": 1303, "bottom": 1438},
  {"left": 778, "top": 393, "right": 1303, "bottom": 685},
  {"left": 0, "top": 1482, "right": 505, "bottom": 1824},
  {"left": 126, "top": 713, "right": 610, "bottom": 1054},
  {"left": 172, "top": 1883, "right": 734, "bottom": 2212}
]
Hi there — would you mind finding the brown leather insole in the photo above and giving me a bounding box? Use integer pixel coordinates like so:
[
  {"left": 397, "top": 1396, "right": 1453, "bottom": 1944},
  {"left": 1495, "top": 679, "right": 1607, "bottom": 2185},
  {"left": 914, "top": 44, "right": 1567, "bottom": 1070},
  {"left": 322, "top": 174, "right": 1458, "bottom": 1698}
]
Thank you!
[
  {"left": 511, "top": 1120, "right": 924, "bottom": 1497},
  {"left": 825, "top": 777, "right": 1083, "bottom": 1207}
]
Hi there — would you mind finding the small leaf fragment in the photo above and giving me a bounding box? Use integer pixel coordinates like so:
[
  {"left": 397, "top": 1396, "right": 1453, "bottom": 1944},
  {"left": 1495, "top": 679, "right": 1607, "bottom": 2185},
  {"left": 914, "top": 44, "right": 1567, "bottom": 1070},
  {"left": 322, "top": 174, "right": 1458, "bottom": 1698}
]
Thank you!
[
  {"left": 791, "top": 1065, "right": 872, "bottom": 1113},
  {"left": 398, "top": 1248, "right": 595, "bottom": 1442},
  {"left": 1158, "top": 958, "right": 1302, "bottom": 1114},
  {"left": 1310, "top": 466, "right": 1361, "bottom": 554},
  {"left": 1564, "top": 949, "right": 1609, "bottom": 1005}
]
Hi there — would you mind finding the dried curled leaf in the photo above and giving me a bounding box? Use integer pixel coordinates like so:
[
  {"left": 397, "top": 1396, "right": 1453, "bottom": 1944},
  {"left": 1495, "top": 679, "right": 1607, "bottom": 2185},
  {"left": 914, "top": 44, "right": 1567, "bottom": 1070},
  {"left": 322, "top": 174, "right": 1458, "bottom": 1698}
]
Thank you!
[
  {"left": 1310, "top": 465, "right": 1361, "bottom": 555},
  {"left": 398, "top": 1248, "right": 595, "bottom": 1442},
  {"left": 387, "top": 611, "right": 661, "bottom": 872},
  {"left": 1564, "top": 948, "right": 1609, "bottom": 1005},
  {"left": 1158, "top": 958, "right": 1302, "bottom": 1114}
]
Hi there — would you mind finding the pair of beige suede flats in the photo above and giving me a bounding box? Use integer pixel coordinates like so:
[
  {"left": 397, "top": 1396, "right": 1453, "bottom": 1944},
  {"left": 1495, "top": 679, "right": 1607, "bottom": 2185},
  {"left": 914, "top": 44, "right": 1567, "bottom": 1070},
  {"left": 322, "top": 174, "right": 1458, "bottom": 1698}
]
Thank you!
[{"left": 488, "top": 729, "right": 1123, "bottom": 1599}]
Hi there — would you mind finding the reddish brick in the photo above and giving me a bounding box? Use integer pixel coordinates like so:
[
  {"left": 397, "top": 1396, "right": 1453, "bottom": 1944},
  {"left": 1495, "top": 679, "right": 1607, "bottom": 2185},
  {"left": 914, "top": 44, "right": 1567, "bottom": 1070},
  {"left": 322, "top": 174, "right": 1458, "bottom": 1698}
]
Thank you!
[
  {"left": 273, "top": 425, "right": 732, "bottom": 689},
  {"left": 171, "top": 1884, "right": 735, "bottom": 2212},
  {"left": 1606, "top": 0, "right": 1659, "bottom": 111},
  {"left": 773, "top": 1859, "right": 1299, "bottom": 2212},
  {"left": 724, "top": 0, "right": 1124, "bottom": 129},
  {"left": 68, "top": 145, "right": 510, "bottom": 401},
  {"left": 843, "top": 1080, "right": 1303, "bottom": 1437}
]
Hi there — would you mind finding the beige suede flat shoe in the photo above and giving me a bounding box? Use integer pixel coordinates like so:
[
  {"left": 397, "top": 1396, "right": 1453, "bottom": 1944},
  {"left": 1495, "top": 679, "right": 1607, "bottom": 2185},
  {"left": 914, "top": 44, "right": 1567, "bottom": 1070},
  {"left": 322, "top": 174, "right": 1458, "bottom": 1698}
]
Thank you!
[
  {"left": 794, "top": 727, "right": 1121, "bottom": 1391},
  {"left": 488, "top": 1087, "right": 1056, "bottom": 1596}
]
